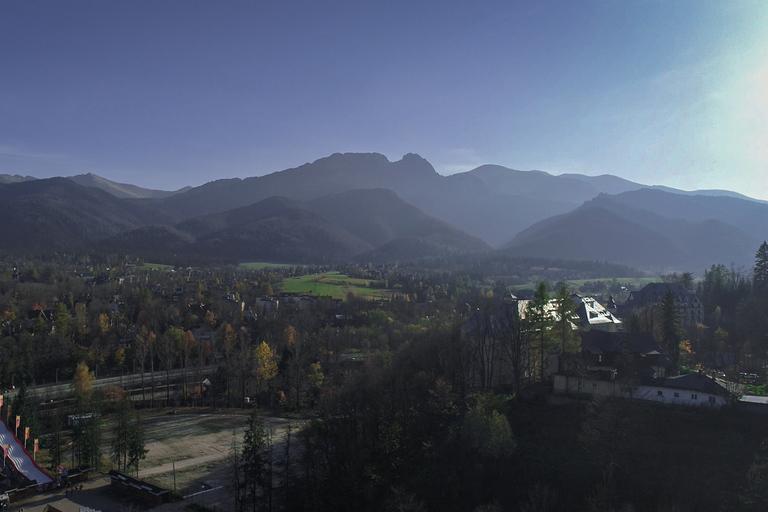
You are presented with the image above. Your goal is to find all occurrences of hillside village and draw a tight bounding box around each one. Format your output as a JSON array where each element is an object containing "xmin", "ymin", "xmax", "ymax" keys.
[{"xmin": 0, "ymin": 244, "xmax": 767, "ymax": 509}]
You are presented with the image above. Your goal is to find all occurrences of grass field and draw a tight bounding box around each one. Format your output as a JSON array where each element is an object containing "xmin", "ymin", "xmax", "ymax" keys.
[{"xmin": 280, "ymin": 271, "xmax": 387, "ymax": 299}]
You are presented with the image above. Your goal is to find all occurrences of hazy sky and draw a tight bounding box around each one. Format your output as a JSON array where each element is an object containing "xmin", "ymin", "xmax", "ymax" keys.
[{"xmin": 2, "ymin": 1, "xmax": 767, "ymax": 198}]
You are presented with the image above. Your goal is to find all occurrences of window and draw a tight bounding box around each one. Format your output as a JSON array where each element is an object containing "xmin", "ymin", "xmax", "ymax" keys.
[
  {"xmin": 657, "ymin": 390, "xmax": 663, "ymax": 396},
  {"xmin": 691, "ymin": 394, "xmax": 697, "ymax": 400},
  {"xmin": 674, "ymin": 392, "xmax": 680, "ymax": 398},
  {"xmin": 592, "ymin": 382, "xmax": 598, "ymax": 389}
]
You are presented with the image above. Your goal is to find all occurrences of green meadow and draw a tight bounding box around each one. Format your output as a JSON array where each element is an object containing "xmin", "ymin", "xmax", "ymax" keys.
[{"xmin": 280, "ymin": 271, "xmax": 387, "ymax": 300}]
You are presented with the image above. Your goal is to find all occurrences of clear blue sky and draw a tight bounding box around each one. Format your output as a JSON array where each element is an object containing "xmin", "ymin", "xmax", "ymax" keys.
[{"xmin": 1, "ymin": 1, "xmax": 767, "ymax": 198}]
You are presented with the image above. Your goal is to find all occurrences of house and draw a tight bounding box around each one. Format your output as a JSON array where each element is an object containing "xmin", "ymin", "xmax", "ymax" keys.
[
  {"xmin": 107, "ymin": 470, "xmax": 171, "ymax": 504},
  {"xmin": 622, "ymin": 282, "xmax": 703, "ymax": 326},
  {"xmin": 554, "ymin": 371, "xmax": 730, "ymax": 408},
  {"xmin": 255, "ymin": 297, "xmax": 279, "ymax": 313},
  {"xmin": 578, "ymin": 330, "xmax": 671, "ymax": 383},
  {"xmin": 572, "ymin": 294, "xmax": 622, "ymax": 332},
  {"xmin": 555, "ymin": 329, "xmax": 731, "ymax": 410}
]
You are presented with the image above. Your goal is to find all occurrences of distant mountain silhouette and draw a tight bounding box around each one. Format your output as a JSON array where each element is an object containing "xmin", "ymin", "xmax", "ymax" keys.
[
  {"xmin": 68, "ymin": 173, "xmax": 191, "ymax": 199},
  {"xmin": 503, "ymin": 190, "xmax": 761, "ymax": 270},
  {"xmin": 132, "ymin": 153, "xmax": 648, "ymax": 246},
  {"xmin": 0, "ymin": 178, "xmax": 167, "ymax": 254},
  {"xmin": 2, "ymin": 153, "xmax": 766, "ymax": 269},
  {"xmin": 0, "ymin": 174, "xmax": 36, "ymax": 185},
  {"xmin": 101, "ymin": 188, "xmax": 489, "ymax": 264}
]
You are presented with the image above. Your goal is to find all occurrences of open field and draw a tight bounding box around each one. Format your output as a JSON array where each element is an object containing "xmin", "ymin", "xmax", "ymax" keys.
[
  {"xmin": 280, "ymin": 271, "xmax": 388, "ymax": 299},
  {"xmin": 98, "ymin": 409, "xmax": 298, "ymax": 509}
]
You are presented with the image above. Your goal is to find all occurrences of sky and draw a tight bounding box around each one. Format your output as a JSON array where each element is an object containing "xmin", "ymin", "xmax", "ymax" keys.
[{"xmin": 1, "ymin": 1, "xmax": 767, "ymax": 198}]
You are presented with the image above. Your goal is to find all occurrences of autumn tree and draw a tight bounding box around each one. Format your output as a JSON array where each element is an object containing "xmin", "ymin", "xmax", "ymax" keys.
[
  {"xmin": 73, "ymin": 361, "xmax": 95, "ymax": 407},
  {"xmin": 252, "ymin": 341, "xmax": 278, "ymax": 404}
]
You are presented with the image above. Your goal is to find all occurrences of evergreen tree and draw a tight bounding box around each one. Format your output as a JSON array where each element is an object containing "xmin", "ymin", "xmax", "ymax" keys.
[
  {"xmin": 11, "ymin": 383, "xmax": 39, "ymax": 442},
  {"xmin": 529, "ymin": 282, "xmax": 551, "ymax": 381},
  {"xmin": 553, "ymin": 284, "xmax": 576, "ymax": 355},
  {"xmin": 126, "ymin": 412, "xmax": 148, "ymax": 476},
  {"xmin": 660, "ymin": 291, "xmax": 682, "ymax": 374},
  {"xmin": 754, "ymin": 241, "xmax": 768, "ymax": 295},
  {"xmin": 242, "ymin": 406, "xmax": 271, "ymax": 512}
]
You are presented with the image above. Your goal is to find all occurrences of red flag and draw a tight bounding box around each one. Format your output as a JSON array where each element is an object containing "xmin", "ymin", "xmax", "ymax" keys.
[
  {"xmin": 0, "ymin": 394, "xmax": 4, "ymax": 408},
  {"xmin": 24, "ymin": 427, "xmax": 29, "ymax": 440},
  {"xmin": 15, "ymin": 416, "xmax": 19, "ymax": 429}
]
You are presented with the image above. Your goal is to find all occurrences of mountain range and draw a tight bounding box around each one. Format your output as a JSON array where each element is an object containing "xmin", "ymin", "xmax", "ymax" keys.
[{"xmin": 1, "ymin": 153, "xmax": 765, "ymax": 271}]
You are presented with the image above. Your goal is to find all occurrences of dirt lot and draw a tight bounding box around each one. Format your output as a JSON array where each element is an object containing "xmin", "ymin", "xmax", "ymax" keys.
[
  {"xmin": 140, "ymin": 410, "xmax": 295, "ymax": 482},
  {"xmin": 107, "ymin": 408, "xmax": 299, "ymax": 510},
  {"xmin": 11, "ymin": 408, "xmax": 301, "ymax": 511}
]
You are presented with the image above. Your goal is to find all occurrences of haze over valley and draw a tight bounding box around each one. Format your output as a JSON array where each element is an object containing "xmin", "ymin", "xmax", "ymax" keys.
[{"xmin": 1, "ymin": 151, "xmax": 764, "ymax": 272}]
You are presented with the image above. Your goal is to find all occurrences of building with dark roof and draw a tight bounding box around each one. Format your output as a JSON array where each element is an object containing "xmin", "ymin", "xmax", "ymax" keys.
[{"xmin": 623, "ymin": 282, "xmax": 703, "ymax": 326}]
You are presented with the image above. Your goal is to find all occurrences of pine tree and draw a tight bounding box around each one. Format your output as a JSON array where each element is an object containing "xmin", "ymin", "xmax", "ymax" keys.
[
  {"xmin": 754, "ymin": 241, "xmax": 768, "ymax": 294},
  {"xmin": 12, "ymin": 383, "xmax": 39, "ymax": 442},
  {"xmin": 242, "ymin": 406, "xmax": 270, "ymax": 512},
  {"xmin": 660, "ymin": 291, "xmax": 682, "ymax": 374},
  {"xmin": 529, "ymin": 282, "xmax": 551, "ymax": 382}
]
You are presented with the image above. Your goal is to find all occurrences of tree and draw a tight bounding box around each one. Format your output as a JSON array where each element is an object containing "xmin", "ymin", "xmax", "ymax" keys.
[
  {"xmin": 500, "ymin": 300, "xmax": 531, "ymax": 396},
  {"xmin": 111, "ymin": 396, "xmax": 133, "ymax": 472},
  {"xmin": 241, "ymin": 407, "xmax": 271, "ymax": 512},
  {"xmin": 252, "ymin": 341, "xmax": 278, "ymax": 402},
  {"xmin": 227, "ymin": 433, "xmax": 247, "ymax": 512},
  {"xmin": 52, "ymin": 302, "xmax": 70, "ymax": 340},
  {"xmin": 553, "ymin": 284, "xmax": 577, "ymax": 356},
  {"xmin": 755, "ymin": 241, "xmax": 768, "ymax": 295},
  {"xmin": 73, "ymin": 361, "xmax": 95, "ymax": 407},
  {"xmin": 660, "ymin": 291, "xmax": 682, "ymax": 374},
  {"xmin": 126, "ymin": 407, "xmax": 148, "ymax": 476},
  {"xmin": 159, "ymin": 327, "xmax": 183, "ymax": 405},
  {"xmin": 529, "ymin": 282, "xmax": 552, "ymax": 382},
  {"xmin": 12, "ymin": 383, "xmax": 39, "ymax": 443}
]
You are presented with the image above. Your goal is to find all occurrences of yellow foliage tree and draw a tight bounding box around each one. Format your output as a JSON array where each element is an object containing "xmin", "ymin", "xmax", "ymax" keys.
[
  {"xmin": 73, "ymin": 361, "xmax": 95, "ymax": 406},
  {"xmin": 253, "ymin": 341, "xmax": 279, "ymax": 396}
]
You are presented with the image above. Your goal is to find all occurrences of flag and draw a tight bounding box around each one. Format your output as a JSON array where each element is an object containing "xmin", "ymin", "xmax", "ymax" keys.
[
  {"xmin": 34, "ymin": 439, "xmax": 38, "ymax": 453},
  {"xmin": 0, "ymin": 394, "xmax": 4, "ymax": 407},
  {"xmin": 24, "ymin": 427, "xmax": 29, "ymax": 440},
  {"xmin": 15, "ymin": 416, "xmax": 19, "ymax": 429}
]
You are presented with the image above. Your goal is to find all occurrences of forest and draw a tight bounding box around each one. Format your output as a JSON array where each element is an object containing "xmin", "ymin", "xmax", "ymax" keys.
[{"xmin": 1, "ymin": 246, "xmax": 768, "ymax": 511}]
